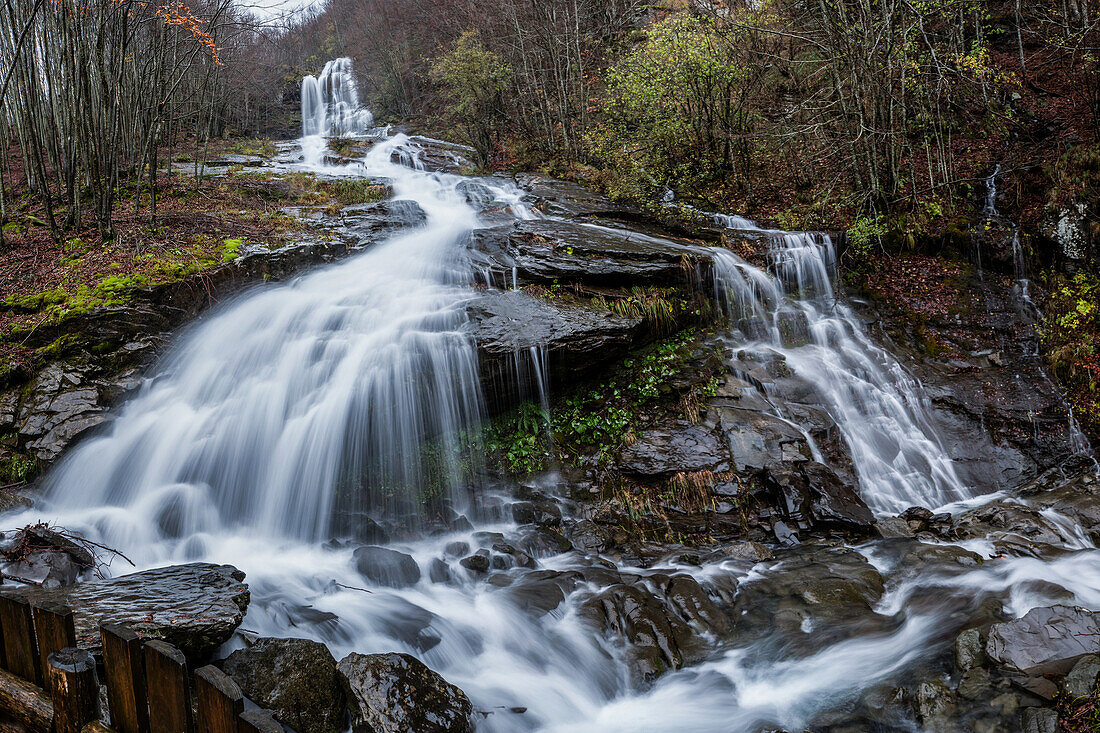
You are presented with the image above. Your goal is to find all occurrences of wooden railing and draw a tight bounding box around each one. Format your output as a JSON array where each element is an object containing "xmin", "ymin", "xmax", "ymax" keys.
[{"xmin": 0, "ymin": 593, "xmax": 281, "ymax": 732}]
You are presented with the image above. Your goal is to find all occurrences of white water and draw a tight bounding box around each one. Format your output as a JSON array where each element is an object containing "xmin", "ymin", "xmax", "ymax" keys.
[
  {"xmin": 302, "ymin": 58, "xmax": 375, "ymax": 138},
  {"xmin": 710, "ymin": 233, "xmax": 966, "ymax": 514},
  {"xmin": 6, "ymin": 85, "xmax": 1100, "ymax": 733}
]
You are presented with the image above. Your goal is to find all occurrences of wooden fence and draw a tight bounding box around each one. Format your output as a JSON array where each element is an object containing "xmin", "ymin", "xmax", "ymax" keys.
[{"xmin": 0, "ymin": 593, "xmax": 282, "ymax": 732}]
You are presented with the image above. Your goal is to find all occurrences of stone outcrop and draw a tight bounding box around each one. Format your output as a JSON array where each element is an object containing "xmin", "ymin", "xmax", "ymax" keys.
[
  {"xmin": 14, "ymin": 562, "xmax": 248, "ymax": 660},
  {"xmin": 223, "ymin": 637, "xmax": 347, "ymax": 733},
  {"xmin": 338, "ymin": 652, "xmax": 474, "ymax": 733}
]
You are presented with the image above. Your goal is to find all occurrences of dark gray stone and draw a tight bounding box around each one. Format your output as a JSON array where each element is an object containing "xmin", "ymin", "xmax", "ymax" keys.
[
  {"xmin": 987, "ymin": 605, "xmax": 1100, "ymax": 676},
  {"xmin": 14, "ymin": 562, "xmax": 248, "ymax": 660},
  {"xmin": 353, "ymin": 546, "xmax": 421, "ymax": 588},
  {"xmin": 338, "ymin": 652, "xmax": 473, "ymax": 733},
  {"xmin": 223, "ymin": 637, "xmax": 345, "ymax": 733}
]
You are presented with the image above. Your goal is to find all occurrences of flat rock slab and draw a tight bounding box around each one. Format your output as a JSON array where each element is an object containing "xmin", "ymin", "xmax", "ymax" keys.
[
  {"xmin": 987, "ymin": 605, "xmax": 1100, "ymax": 676},
  {"xmin": 619, "ymin": 421, "xmax": 730, "ymax": 477},
  {"xmin": 473, "ymin": 220, "xmax": 705, "ymax": 287},
  {"xmin": 13, "ymin": 562, "xmax": 249, "ymax": 660}
]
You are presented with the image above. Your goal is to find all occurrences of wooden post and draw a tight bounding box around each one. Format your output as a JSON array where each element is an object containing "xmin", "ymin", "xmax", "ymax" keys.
[
  {"xmin": 0, "ymin": 594, "xmax": 41, "ymax": 685},
  {"xmin": 194, "ymin": 665, "xmax": 242, "ymax": 733},
  {"xmin": 31, "ymin": 601, "xmax": 76, "ymax": 685},
  {"xmin": 143, "ymin": 640, "xmax": 192, "ymax": 733},
  {"xmin": 238, "ymin": 710, "xmax": 284, "ymax": 733},
  {"xmin": 47, "ymin": 648, "xmax": 99, "ymax": 733},
  {"xmin": 0, "ymin": 666, "xmax": 53, "ymax": 733},
  {"xmin": 100, "ymin": 623, "xmax": 149, "ymax": 733}
]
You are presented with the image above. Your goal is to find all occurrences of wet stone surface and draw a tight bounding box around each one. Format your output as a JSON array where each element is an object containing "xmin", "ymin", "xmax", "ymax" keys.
[{"xmin": 14, "ymin": 562, "xmax": 248, "ymax": 660}]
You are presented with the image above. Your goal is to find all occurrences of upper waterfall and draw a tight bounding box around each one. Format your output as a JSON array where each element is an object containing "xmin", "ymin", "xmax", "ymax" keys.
[{"xmin": 301, "ymin": 57, "xmax": 375, "ymax": 138}]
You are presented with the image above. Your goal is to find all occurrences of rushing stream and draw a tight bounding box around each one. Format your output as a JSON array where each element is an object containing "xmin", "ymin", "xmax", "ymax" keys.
[{"xmin": 5, "ymin": 59, "xmax": 1100, "ymax": 732}]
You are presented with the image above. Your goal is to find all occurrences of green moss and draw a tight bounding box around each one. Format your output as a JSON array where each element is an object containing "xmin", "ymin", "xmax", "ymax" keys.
[{"xmin": 222, "ymin": 238, "xmax": 244, "ymax": 262}]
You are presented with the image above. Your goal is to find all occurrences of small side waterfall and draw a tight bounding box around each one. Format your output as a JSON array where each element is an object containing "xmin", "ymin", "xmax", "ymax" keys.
[
  {"xmin": 301, "ymin": 58, "xmax": 375, "ymax": 138},
  {"xmin": 710, "ymin": 230, "xmax": 967, "ymax": 514}
]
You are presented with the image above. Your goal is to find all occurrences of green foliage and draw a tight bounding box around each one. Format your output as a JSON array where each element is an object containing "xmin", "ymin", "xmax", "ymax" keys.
[
  {"xmin": 845, "ymin": 214, "xmax": 889, "ymax": 273},
  {"xmin": 1044, "ymin": 272, "xmax": 1100, "ymax": 436},
  {"xmin": 587, "ymin": 15, "xmax": 747, "ymax": 201},
  {"xmin": 0, "ymin": 451, "xmax": 37, "ymax": 484},
  {"xmin": 482, "ymin": 332, "xmax": 704, "ymax": 476},
  {"xmin": 431, "ymin": 30, "xmax": 512, "ymax": 167}
]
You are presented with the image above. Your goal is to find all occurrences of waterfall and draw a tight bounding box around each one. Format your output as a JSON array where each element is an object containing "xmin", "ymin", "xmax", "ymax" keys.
[
  {"xmin": 301, "ymin": 58, "xmax": 375, "ymax": 138},
  {"xmin": 710, "ymin": 229, "xmax": 967, "ymax": 514},
  {"xmin": 36, "ymin": 134, "xmax": 529, "ymax": 552}
]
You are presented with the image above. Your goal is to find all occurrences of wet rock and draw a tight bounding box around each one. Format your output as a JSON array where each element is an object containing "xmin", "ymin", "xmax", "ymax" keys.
[
  {"xmin": 731, "ymin": 547, "xmax": 886, "ymax": 643},
  {"xmin": 515, "ymin": 175, "xmax": 637, "ymax": 218},
  {"xmin": 714, "ymin": 406, "xmax": 811, "ymax": 472},
  {"xmin": 511, "ymin": 500, "xmax": 562, "ymax": 527},
  {"xmin": 915, "ymin": 680, "xmax": 956, "ymax": 728},
  {"xmin": 1020, "ymin": 707, "xmax": 1059, "ymax": 733},
  {"xmin": 580, "ymin": 582, "xmax": 701, "ymax": 683},
  {"xmin": 338, "ymin": 652, "xmax": 473, "ymax": 733},
  {"xmin": 957, "ymin": 667, "xmax": 991, "ymax": 700},
  {"xmin": 721, "ymin": 541, "xmax": 774, "ymax": 563},
  {"xmin": 428, "ymin": 559, "xmax": 453, "ymax": 584},
  {"xmin": 353, "ymin": 546, "xmax": 421, "ymax": 588},
  {"xmin": 340, "ymin": 199, "xmax": 426, "ymax": 239},
  {"xmin": 443, "ymin": 542, "xmax": 469, "ymax": 558},
  {"xmin": 473, "ymin": 219, "xmax": 703, "ymax": 287},
  {"xmin": 987, "ymin": 605, "xmax": 1100, "ymax": 676},
  {"xmin": 569, "ymin": 520, "xmax": 612, "ymax": 553},
  {"xmin": 619, "ymin": 422, "xmax": 729, "ymax": 477},
  {"xmin": 15, "ymin": 562, "xmax": 248, "ymax": 660},
  {"xmin": 1063, "ymin": 654, "xmax": 1100, "ymax": 698},
  {"xmin": 948, "ymin": 500, "xmax": 1079, "ymax": 557},
  {"xmin": 16, "ymin": 365, "xmax": 109, "ymax": 461},
  {"xmin": 222, "ymin": 637, "xmax": 346, "ymax": 733},
  {"xmin": 664, "ymin": 575, "xmax": 729, "ymax": 635},
  {"xmin": 466, "ymin": 290, "xmax": 643, "ymax": 391},
  {"xmin": 765, "ymin": 462, "xmax": 873, "ymax": 532},
  {"xmin": 504, "ymin": 570, "xmax": 581, "ymax": 616},
  {"xmin": 955, "ymin": 628, "xmax": 987, "ymax": 671},
  {"xmin": 459, "ymin": 553, "xmax": 490, "ymax": 574},
  {"xmin": 875, "ymin": 517, "xmax": 916, "ymax": 538}
]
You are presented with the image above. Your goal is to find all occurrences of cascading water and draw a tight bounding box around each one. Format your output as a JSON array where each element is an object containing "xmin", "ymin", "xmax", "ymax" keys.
[
  {"xmin": 5, "ymin": 69, "xmax": 1100, "ymax": 732},
  {"xmin": 710, "ymin": 232, "xmax": 966, "ymax": 514},
  {"xmin": 301, "ymin": 58, "xmax": 375, "ymax": 138}
]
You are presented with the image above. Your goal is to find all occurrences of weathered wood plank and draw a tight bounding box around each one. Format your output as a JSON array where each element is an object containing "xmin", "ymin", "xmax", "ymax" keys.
[
  {"xmin": 0, "ymin": 666, "xmax": 52, "ymax": 733},
  {"xmin": 100, "ymin": 623, "xmax": 149, "ymax": 733},
  {"xmin": 31, "ymin": 601, "xmax": 76, "ymax": 686},
  {"xmin": 143, "ymin": 640, "xmax": 192, "ymax": 733},
  {"xmin": 194, "ymin": 666, "xmax": 242, "ymax": 733},
  {"xmin": 47, "ymin": 648, "xmax": 99, "ymax": 733},
  {"xmin": 0, "ymin": 595, "xmax": 41, "ymax": 685}
]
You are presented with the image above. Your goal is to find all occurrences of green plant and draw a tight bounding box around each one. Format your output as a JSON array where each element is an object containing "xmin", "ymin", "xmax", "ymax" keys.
[{"xmin": 431, "ymin": 31, "xmax": 512, "ymax": 167}]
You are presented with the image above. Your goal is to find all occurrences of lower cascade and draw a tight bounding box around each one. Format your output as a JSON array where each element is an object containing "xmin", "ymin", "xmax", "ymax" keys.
[{"xmin": 3, "ymin": 84, "xmax": 1099, "ymax": 733}]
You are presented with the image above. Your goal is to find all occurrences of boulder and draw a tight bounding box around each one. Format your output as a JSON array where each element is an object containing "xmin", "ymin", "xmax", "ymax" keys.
[
  {"xmin": 353, "ymin": 546, "xmax": 421, "ymax": 588},
  {"xmin": 1063, "ymin": 654, "xmax": 1100, "ymax": 699},
  {"xmin": 222, "ymin": 637, "xmax": 346, "ymax": 733},
  {"xmin": 764, "ymin": 462, "xmax": 873, "ymax": 532},
  {"xmin": 14, "ymin": 562, "xmax": 248, "ymax": 660},
  {"xmin": 955, "ymin": 628, "xmax": 987, "ymax": 672},
  {"xmin": 619, "ymin": 422, "xmax": 730, "ymax": 478},
  {"xmin": 473, "ymin": 219, "xmax": 703, "ymax": 288},
  {"xmin": 338, "ymin": 652, "xmax": 473, "ymax": 733},
  {"xmin": 579, "ymin": 582, "xmax": 703, "ymax": 683},
  {"xmin": 465, "ymin": 289, "xmax": 643, "ymax": 394},
  {"xmin": 1021, "ymin": 707, "xmax": 1059, "ymax": 733},
  {"xmin": 987, "ymin": 605, "xmax": 1100, "ymax": 676}
]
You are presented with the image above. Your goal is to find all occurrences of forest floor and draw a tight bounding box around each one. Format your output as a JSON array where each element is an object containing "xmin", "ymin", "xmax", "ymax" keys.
[{"xmin": 0, "ymin": 142, "xmax": 386, "ymax": 382}]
